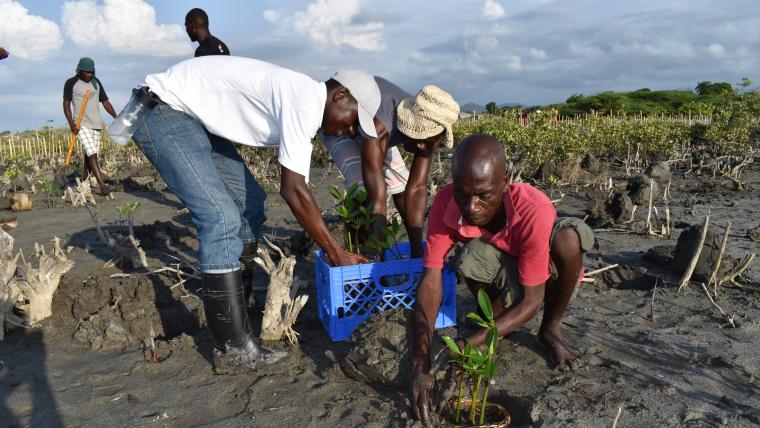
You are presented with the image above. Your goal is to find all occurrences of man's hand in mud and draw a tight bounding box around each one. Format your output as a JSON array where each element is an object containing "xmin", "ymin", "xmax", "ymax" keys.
[{"xmin": 410, "ymin": 368, "xmax": 435, "ymax": 421}]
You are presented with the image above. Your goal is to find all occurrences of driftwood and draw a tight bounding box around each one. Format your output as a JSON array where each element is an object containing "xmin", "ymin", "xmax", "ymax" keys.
[
  {"xmin": 15, "ymin": 237, "xmax": 74, "ymax": 324},
  {"xmin": 10, "ymin": 192, "xmax": 32, "ymax": 212},
  {"xmin": 719, "ymin": 253, "xmax": 756, "ymax": 287},
  {"xmin": 254, "ymin": 236, "xmax": 308, "ymax": 345},
  {"xmin": 699, "ymin": 282, "xmax": 736, "ymax": 328},
  {"xmin": 64, "ymin": 178, "xmax": 96, "ymax": 207},
  {"xmin": 708, "ymin": 222, "xmax": 731, "ymax": 295},
  {"xmin": 678, "ymin": 213, "xmax": 710, "ymax": 291},
  {"xmin": 0, "ymin": 230, "xmax": 24, "ymax": 340},
  {"xmin": 85, "ymin": 205, "xmax": 148, "ymax": 269}
]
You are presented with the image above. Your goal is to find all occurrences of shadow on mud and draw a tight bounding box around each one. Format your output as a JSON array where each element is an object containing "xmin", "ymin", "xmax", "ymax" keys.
[{"xmin": 0, "ymin": 330, "xmax": 62, "ymax": 427}]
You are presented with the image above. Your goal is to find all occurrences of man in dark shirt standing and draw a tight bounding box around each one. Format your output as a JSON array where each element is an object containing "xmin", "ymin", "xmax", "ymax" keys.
[{"xmin": 185, "ymin": 8, "xmax": 230, "ymax": 57}]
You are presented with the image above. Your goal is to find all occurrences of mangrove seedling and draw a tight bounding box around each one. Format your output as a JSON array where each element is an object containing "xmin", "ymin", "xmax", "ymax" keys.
[
  {"xmin": 328, "ymin": 184, "xmax": 378, "ymax": 256},
  {"xmin": 366, "ymin": 215, "xmax": 404, "ymax": 261},
  {"xmin": 441, "ymin": 289, "xmax": 501, "ymax": 425}
]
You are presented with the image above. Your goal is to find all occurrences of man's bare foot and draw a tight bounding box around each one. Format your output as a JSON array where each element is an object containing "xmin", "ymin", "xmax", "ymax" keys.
[{"xmin": 538, "ymin": 328, "xmax": 579, "ymax": 368}]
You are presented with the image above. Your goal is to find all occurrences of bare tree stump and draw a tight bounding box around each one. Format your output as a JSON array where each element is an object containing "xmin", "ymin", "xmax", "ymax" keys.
[
  {"xmin": 64, "ymin": 178, "xmax": 96, "ymax": 207},
  {"xmin": 85, "ymin": 206, "xmax": 148, "ymax": 269},
  {"xmin": 15, "ymin": 237, "xmax": 74, "ymax": 324},
  {"xmin": 0, "ymin": 230, "xmax": 24, "ymax": 340},
  {"xmin": 10, "ymin": 192, "xmax": 32, "ymax": 212},
  {"xmin": 254, "ymin": 237, "xmax": 308, "ymax": 345}
]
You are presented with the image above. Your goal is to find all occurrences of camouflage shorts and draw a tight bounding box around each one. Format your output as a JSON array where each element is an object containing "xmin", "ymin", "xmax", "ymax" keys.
[{"xmin": 453, "ymin": 217, "xmax": 594, "ymax": 308}]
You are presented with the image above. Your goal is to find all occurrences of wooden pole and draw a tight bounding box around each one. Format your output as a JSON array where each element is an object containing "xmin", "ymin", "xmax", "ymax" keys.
[{"xmin": 65, "ymin": 90, "xmax": 91, "ymax": 165}]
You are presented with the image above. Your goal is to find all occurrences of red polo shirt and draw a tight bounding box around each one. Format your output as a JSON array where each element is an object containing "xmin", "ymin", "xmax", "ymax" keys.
[{"xmin": 423, "ymin": 183, "xmax": 557, "ymax": 287}]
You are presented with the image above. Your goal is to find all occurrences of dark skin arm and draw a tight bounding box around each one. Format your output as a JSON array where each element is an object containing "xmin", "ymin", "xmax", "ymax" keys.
[
  {"xmin": 361, "ymin": 118, "xmax": 391, "ymax": 239},
  {"xmin": 403, "ymin": 137, "xmax": 443, "ymax": 258},
  {"xmin": 410, "ymin": 267, "xmax": 443, "ymax": 421},
  {"xmin": 102, "ymin": 99, "xmax": 117, "ymax": 119},
  {"xmin": 280, "ymin": 165, "xmax": 367, "ymax": 267},
  {"xmin": 63, "ymin": 100, "xmax": 79, "ymax": 134}
]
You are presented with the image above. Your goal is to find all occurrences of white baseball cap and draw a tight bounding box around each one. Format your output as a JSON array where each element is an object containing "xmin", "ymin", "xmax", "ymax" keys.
[{"xmin": 331, "ymin": 69, "xmax": 381, "ymax": 138}]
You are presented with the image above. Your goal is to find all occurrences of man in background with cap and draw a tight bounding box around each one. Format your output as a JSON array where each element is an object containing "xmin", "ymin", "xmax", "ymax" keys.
[
  {"xmin": 129, "ymin": 56, "xmax": 380, "ymax": 372},
  {"xmin": 63, "ymin": 57, "xmax": 118, "ymax": 195},
  {"xmin": 323, "ymin": 78, "xmax": 459, "ymax": 259}
]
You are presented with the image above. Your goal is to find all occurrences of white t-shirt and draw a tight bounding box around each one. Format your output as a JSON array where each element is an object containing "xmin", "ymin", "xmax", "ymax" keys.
[{"xmin": 145, "ymin": 56, "xmax": 326, "ymax": 181}]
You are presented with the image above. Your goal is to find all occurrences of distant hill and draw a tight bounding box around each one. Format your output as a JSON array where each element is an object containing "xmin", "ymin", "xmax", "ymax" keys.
[
  {"xmin": 543, "ymin": 81, "xmax": 736, "ymax": 116},
  {"xmin": 460, "ymin": 102, "xmax": 522, "ymax": 114},
  {"xmin": 460, "ymin": 103, "xmax": 486, "ymax": 113}
]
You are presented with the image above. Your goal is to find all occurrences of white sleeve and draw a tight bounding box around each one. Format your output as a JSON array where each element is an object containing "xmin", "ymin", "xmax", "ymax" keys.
[{"xmin": 276, "ymin": 78, "xmax": 319, "ymax": 183}]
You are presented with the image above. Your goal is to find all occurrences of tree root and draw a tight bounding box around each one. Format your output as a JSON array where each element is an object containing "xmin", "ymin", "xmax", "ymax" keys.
[
  {"xmin": 254, "ymin": 236, "xmax": 308, "ymax": 345},
  {"xmin": 85, "ymin": 205, "xmax": 148, "ymax": 269}
]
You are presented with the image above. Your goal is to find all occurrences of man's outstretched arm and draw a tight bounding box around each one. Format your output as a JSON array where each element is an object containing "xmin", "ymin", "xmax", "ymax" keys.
[
  {"xmin": 102, "ymin": 99, "xmax": 117, "ymax": 119},
  {"xmin": 280, "ymin": 165, "xmax": 367, "ymax": 267},
  {"xmin": 410, "ymin": 268, "xmax": 443, "ymax": 421}
]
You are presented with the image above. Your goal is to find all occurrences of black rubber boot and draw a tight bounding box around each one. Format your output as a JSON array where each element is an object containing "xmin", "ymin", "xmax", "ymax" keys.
[
  {"xmin": 239, "ymin": 241, "xmax": 258, "ymax": 307},
  {"xmin": 201, "ymin": 270, "xmax": 285, "ymax": 371}
]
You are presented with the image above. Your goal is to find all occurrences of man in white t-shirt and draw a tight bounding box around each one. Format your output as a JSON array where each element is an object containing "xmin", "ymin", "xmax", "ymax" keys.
[{"xmin": 131, "ymin": 56, "xmax": 380, "ymax": 372}]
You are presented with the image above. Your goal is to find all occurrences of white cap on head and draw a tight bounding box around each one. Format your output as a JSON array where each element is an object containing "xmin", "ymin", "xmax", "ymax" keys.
[{"xmin": 331, "ymin": 69, "xmax": 381, "ymax": 138}]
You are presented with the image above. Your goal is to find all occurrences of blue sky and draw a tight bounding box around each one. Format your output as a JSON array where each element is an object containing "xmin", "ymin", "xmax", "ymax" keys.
[{"xmin": 0, "ymin": 0, "xmax": 758, "ymax": 132}]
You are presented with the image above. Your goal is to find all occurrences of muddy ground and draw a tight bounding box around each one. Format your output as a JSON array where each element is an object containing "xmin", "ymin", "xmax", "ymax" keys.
[{"xmin": 1, "ymin": 155, "xmax": 759, "ymax": 427}]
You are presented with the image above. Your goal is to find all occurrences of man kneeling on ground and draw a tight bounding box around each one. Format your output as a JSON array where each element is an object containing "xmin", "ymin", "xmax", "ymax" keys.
[{"xmin": 409, "ymin": 135, "xmax": 594, "ymax": 421}]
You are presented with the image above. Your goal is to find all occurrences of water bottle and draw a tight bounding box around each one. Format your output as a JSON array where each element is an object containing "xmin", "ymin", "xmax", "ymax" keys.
[{"xmin": 108, "ymin": 87, "xmax": 158, "ymax": 145}]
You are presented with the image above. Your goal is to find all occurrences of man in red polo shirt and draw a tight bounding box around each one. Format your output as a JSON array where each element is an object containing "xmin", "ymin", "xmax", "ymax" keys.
[{"xmin": 409, "ymin": 134, "xmax": 594, "ymax": 421}]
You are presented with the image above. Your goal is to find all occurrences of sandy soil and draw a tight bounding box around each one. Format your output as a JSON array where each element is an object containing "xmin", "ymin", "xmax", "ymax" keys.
[{"xmin": 1, "ymin": 158, "xmax": 759, "ymax": 427}]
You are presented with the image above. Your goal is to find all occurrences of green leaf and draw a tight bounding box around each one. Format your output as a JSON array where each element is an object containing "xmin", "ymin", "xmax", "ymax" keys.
[
  {"xmin": 486, "ymin": 327, "xmax": 498, "ymax": 355},
  {"xmin": 483, "ymin": 359, "xmax": 497, "ymax": 379},
  {"xmin": 356, "ymin": 188, "xmax": 367, "ymax": 203},
  {"xmin": 466, "ymin": 313, "xmax": 490, "ymax": 328},
  {"xmin": 477, "ymin": 289, "xmax": 494, "ymax": 322},
  {"xmin": 328, "ymin": 186, "xmax": 343, "ymax": 201},
  {"xmin": 346, "ymin": 183, "xmax": 359, "ymax": 198},
  {"xmin": 441, "ymin": 336, "xmax": 462, "ymax": 356}
]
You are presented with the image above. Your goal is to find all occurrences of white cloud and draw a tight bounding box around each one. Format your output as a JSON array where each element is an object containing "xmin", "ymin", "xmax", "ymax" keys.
[
  {"xmin": 482, "ymin": 0, "xmax": 506, "ymax": 20},
  {"xmin": 284, "ymin": 0, "xmax": 385, "ymax": 52},
  {"xmin": 263, "ymin": 10, "xmax": 281, "ymax": 23},
  {"xmin": 706, "ymin": 43, "xmax": 726, "ymax": 58},
  {"xmin": 529, "ymin": 48, "xmax": 547, "ymax": 60},
  {"xmin": 0, "ymin": 0, "xmax": 62, "ymax": 60},
  {"xmin": 62, "ymin": 0, "xmax": 191, "ymax": 56}
]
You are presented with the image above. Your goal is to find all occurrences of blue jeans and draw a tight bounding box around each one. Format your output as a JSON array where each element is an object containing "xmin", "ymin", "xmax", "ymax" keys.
[{"xmin": 132, "ymin": 101, "xmax": 267, "ymax": 271}]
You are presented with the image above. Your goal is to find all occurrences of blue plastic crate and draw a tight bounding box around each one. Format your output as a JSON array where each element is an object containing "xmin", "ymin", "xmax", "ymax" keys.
[{"xmin": 315, "ymin": 242, "xmax": 456, "ymax": 341}]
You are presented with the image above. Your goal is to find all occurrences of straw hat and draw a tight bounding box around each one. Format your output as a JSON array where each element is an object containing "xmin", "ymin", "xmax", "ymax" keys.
[{"xmin": 396, "ymin": 85, "xmax": 460, "ymax": 148}]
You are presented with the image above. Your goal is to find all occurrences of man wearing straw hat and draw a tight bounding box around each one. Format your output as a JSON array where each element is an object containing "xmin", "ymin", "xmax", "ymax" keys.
[
  {"xmin": 63, "ymin": 57, "xmax": 117, "ymax": 195},
  {"xmin": 323, "ymin": 77, "xmax": 460, "ymax": 258}
]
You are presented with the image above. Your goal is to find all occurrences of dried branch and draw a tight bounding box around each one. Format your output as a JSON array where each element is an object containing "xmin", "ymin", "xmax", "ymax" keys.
[
  {"xmin": 708, "ymin": 222, "xmax": 731, "ymax": 296},
  {"xmin": 678, "ymin": 212, "xmax": 710, "ymax": 291},
  {"xmin": 718, "ymin": 253, "xmax": 755, "ymax": 287},
  {"xmin": 699, "ymin": 282, "xmax": 736, "ymax": 328},
  {"xmin": 85, "ymin": 205, "xmax": 148, "ymax": 269}
]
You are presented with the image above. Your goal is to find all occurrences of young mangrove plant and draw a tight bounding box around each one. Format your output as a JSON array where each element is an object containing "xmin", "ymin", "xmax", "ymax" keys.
[{"xmin": 441, "ymin": 289, "xmax": 501, "ymax": 425}]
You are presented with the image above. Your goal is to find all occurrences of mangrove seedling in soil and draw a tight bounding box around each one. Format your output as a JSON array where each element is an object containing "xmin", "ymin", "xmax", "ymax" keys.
[{"xmin": 441, "ymin": 289, "xmax": 503, "ymax": 426}]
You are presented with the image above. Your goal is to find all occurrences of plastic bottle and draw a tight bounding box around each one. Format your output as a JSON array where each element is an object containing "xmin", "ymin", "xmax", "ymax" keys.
[{"xmin": 108, "ymin": 87, "xmax": 159, "ymax": 145}]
